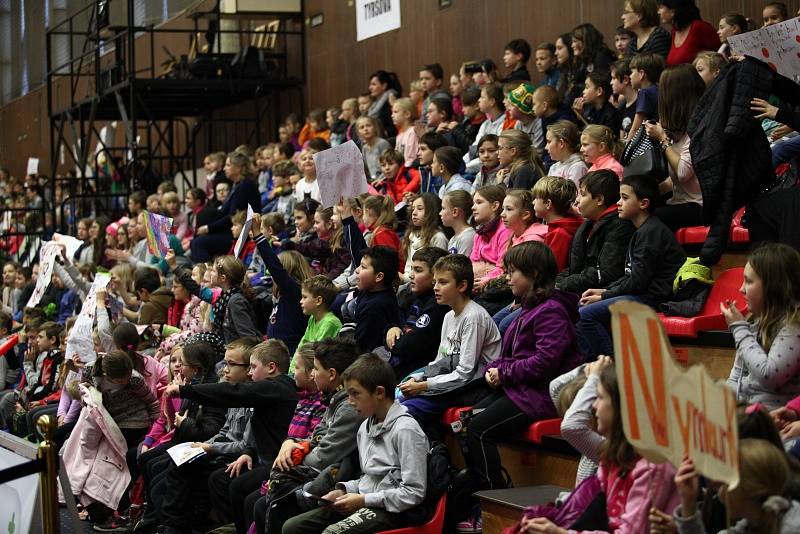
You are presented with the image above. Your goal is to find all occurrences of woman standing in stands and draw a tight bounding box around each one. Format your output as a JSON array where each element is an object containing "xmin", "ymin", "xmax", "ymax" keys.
[
  {"xmin": 570, "ymin": 23, "xmax": 616, "ymax": 93},
  {"xmin": 367, "ymin": 70, "xmax": 402, "ymax": 139},
  {"xmin": 723, "ymin": 243, "xmax": 800, "ymax": 410},
  {"xmin": 191, "ymin": 151, "xmax": 261, "ymax": 262},
  {"xmin": 717, "ymin": 12, "xmax": 749, "ymax": 59},
  {"xmin": 555, "ymin": 33, "xmax": 578, "ymax": 106},
  {"xmin": 622, "ymin": 0, "xmax": 671, "ymax": 59},
  {"xmin": 658, "ymin": 0, "xmax": 720, "ymax": 66},
  {"xmin": 644, "ymin": 63, "xmax": 705, "ymax": 232}
]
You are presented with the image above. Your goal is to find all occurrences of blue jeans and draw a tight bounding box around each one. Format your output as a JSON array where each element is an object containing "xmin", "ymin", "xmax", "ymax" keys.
[
  {"xmin": 493, "ymin": 305, "xmax": 522, "ymax": 337},
  {"xmin": 772, "ymin": 134, "xmax": 800, "ymax": 168},
  {"xmin": 576, "ymin": 295, "xmax": 654, "ymax": 361}
]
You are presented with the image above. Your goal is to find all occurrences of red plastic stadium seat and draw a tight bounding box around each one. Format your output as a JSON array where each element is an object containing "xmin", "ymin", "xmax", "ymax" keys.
[
  {"xmin": 658, "ymin": 267, "xmax": 746, "ymax": 338},
  {"xmin": 730, "ymin": 207, "xmax": 750, "ymax": 244},
  {"xmin": 522, "ymin": 418, "xmax": 563, "ymax": 444},
  {"xmin": 376, "ymin": 494, "xmax": 447, "ymax": 534},
  {"xmin": 675, "ymin": 226, "xmax": 710, "ymax": 246},
  {"xmin": 441, "ymin": 406, "xmax": 472, "ymax": 426}
]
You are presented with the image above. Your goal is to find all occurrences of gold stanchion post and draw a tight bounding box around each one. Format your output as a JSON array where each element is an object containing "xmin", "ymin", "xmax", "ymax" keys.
[{"xmin": 36, "ymin": 415, "xmax": 59, "ymax": 534}]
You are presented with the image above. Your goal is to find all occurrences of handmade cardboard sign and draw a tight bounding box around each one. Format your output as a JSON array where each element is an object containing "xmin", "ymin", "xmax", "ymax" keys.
[
  {"xmin": 728, "ymin": 17, "xmax": 800, "ymax": 80},
  {"xmin": 611, "ymin": 300, "xmax": 739, "ymax": 488},
  {"xmin": 142, "ymin": 210, "xmax": 174, "ymax": 258},
  {"xmin": 314, "ymin": 140, "xmax": 369, "ymax": 208}
]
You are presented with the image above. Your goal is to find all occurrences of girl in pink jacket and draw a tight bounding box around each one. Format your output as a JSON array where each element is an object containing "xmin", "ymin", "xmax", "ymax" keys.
[
  {"xmin": 480, "ymin": 189, "xmax": 546, "ymax": 285},
  {"xmin": 471, "ymin": 185, "xmax": 512, "ymax": 281},
  {"xmin": 520, "ymin": 366, "xmax": 679, "ymax": 533}
]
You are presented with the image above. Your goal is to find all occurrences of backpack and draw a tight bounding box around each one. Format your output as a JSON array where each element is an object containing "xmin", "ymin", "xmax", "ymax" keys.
[{"xmin": 405, "ymin": 441, "xmax": 455, "ymax": 525}]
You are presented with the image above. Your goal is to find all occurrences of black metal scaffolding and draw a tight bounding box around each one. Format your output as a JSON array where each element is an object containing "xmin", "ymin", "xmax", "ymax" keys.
[{"xmin": 46, "ymin": 0, "xmax": 305, "ymax": 233}]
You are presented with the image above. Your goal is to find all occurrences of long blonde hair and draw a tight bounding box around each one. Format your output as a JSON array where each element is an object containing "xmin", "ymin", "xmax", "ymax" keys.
[
  {"xmin": 731, "ymin": 439, "xmax": 792, "ymax": 534},
  {"xmin": 363, "ymin": 195, "xmax": 397, "ymax": 230},
  {"xmin": 748, "ymin": 244, "xmax": 800, "ymax": 350},
  {"xmin": 582, "ymin": 125, "xmax": 622, "ymax": 161},
  {"xmin": 499, "ymin": 129, "xmax": 545, "ymax": 178},
  {"xmin": 274, "ymin": 250, "xmax": 313, "ymax": 298}
]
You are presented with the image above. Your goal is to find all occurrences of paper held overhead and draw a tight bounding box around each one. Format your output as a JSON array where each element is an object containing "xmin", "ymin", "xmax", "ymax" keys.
[{"xmin": 314, "ymin": 140, "xmax": 369, "ymax": 208}]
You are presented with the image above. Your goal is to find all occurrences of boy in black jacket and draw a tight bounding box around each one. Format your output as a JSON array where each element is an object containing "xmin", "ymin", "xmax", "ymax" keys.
[
  {"xmin": 576, "ymin": 174, "xmax": 685, "ymax": 360},
  {"xmin": 345, "ymin": 246, "xmax": 401, "ymax": 353},
  {"xmin": 556, "ymin": 170, "xmax": 635, "ymax": 295},
  {"xmin": 386, "ymin": 247, "xmax": 449, "ymax": 380},
  {"xmin": 164, "ymin": 339, "xmax": 298, "ymax": 534}
]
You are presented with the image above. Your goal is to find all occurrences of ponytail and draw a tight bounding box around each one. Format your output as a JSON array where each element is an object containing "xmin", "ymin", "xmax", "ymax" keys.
[
  {"xmin": 112, "ymin": 322, "xmax": 149, "ymax": 377},
  {"xmin": 582, "ymin": 125, "xmax": 622, "ymax": 161}
]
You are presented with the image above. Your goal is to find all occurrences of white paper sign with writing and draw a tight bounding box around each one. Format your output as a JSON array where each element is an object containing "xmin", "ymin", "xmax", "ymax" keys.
[
  {"xmin": 233, "ymin": 205, "xmax": 255, "ymax": 259},
  {"xmin": 26, "ymin": 242, "xmax": 61, "ymax": 308},
  {"xmin": 65, "ymin": 273, "xmax": 111, "ymax": 363},
  {"xmin": 26, "ymin": 158, "xmax": 39, "ymax": 176},
  {"xmin": 611, "ymin": 301, "xmax": 739, "ymax": 488},
  {"xmin": 728, "ymin": 17, "xmax": 800, "ymax": 80},
  {"xmin": 52, "ymin": 233, "xmax": 84, "ymax": 261},
  {"xmin": 355, "ymin": 0, "xmax": 401, "ymax": 42},
  {"xmin": 314, "ymin": 140, "xmax": 369, "ymax": 208}
]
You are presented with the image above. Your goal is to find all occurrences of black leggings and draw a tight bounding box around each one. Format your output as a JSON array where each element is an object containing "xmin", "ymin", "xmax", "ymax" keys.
[{"xmin": 465, "ymin": 391, "xmax": 535, "ymax": 490}]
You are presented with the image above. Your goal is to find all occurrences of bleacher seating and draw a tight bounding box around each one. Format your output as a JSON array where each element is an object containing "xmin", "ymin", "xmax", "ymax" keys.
[
  {"xmin": 442, "ymin": 408, "xmax": 563, "ymax": 445},
  {"xmin": 675, "ymin": 208, "xmax": 751, "ymax": 247},
  {"xmin": 658, "ymin": 267, "xmax": 746, "ymax": 338},
  {"xmin": 376, "ymin": 494, "xmax": 447, "ymax": 534}
]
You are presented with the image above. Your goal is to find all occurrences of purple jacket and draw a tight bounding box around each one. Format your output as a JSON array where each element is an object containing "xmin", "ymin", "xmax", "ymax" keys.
[{"xmin": 488, "ymin": 290, "xmax": 583, "ymax": 419}]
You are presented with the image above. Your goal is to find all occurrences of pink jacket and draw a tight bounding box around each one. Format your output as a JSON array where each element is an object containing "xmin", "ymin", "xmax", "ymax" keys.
[
  {"xmin": 588, "ymin": 154, "xmax": 624, "ymax": 180},
  {"xmin": 142, "ymin": 396, "xmax": 182, "ymax": 448},
  {"xmin": 569, "ymin": 458, "xmax": 679, "ymax": 534},
  {"xmin": 60, "ymin": 385, "xmax": 131, "ymax": 510},
  {"xmin": 786, "ymin": 395, "xmax": 800, "ymax": 415},
  {"xmin": 141, "ymin": 354, "xmax": 168, "ymax": 400},
  {"xmin": 484, "ymin": 223, "xmax": 547, "ymax": 280},
  {"xmin": 470, "ymin": 221, "xmax": 512, "ymax": 267}
]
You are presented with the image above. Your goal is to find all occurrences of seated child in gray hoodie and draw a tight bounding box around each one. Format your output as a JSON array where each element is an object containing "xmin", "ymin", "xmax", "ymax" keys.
[{"xmin": 282, "ymin": 353, "xmax": 429, "ymax": 534}]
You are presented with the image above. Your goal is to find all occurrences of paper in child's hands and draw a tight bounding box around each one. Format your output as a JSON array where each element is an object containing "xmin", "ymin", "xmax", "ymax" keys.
[
  {"xmin": 728, "ymin": 17, "xmax": 800, "ymax": 80},
  {"xmin": 233, "ymin": 205, "xmax": 255, "ymax": 259},
  {"xmin": 27, "ymin": 158, "xmax": 39, "ymax": 176},
  {"xmin": 314, "ymin": 141, "xmax": 369, "ymax": 208},
  {"xmin": 143, "ymin": 210, "xmax": 174, "ymax": 258}
]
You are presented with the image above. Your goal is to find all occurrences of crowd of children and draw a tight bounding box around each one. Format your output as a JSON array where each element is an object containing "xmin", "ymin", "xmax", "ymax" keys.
[{"xmin": 1, "ymin": 1, "xmax": 800, "ymax": 533}]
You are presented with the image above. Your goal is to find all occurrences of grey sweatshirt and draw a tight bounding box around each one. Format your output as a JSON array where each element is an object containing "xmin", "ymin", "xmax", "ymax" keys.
[
  {"xmin": 338, "ymin": 402, "xmax": 428, "ymax": 512},
  {"xmin": 674, "ymin": 500, "xmax": 800, "ymax": 533},
  {"xmin": 302, "ymin": 388, "xmax": 364, "ymax": 472},
  {"xmin": 727, "ymin": 320, "xmax": 800, "ymax": 410}
]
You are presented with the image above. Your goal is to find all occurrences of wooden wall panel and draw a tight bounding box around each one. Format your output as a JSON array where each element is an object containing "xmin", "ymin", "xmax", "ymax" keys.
[
  {"xmin": 3, "ymin": 0, "xmax": 800, "ymax": 179},
  {"xmin": 304, "ymin": 0, "xmax": 800, "ymax": 109}
]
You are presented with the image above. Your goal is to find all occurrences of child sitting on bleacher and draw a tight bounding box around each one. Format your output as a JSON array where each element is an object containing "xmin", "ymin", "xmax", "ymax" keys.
[
  {"xmin": 399, "ymin": 254, "xmax": 501, "ymax": 427},
  {"xmin": 282, "ymin": 354, "xmax": 429, "ymax": 534},
  {"xmin": 465, "ymin": 242, "xmax": 583, "ymax": 498},
  {"xmin": 576, "ymin": 175, "xmax": 685, "ymax": 360},
  {"xmin": 518, "ymin": 365, "xmax": 679, "ymax": 533},
  {"xmin": 386, "ymin": 246, "xmax": 449, "ymax": 380},
  {"xmin": 723, "ymin": 243, "xmax": 800, "ymax": 410},
  {"xmin": 532, "ymin": 176, "xmax": 582, "ymax": 272},
  {"xmin": 555, "ymin": 170, "xmax": 635, "ymax": 296}
]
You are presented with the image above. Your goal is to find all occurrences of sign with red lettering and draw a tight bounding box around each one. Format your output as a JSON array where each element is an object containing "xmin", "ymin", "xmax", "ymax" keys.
[{"xmin": 611, "ymin": 301, "xmax": 739, "ymax": 487}]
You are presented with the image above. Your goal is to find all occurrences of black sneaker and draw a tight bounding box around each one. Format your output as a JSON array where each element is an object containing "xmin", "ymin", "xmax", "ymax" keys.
[{"xmin": 93, "ymin": 516, "xmax": 131, "ymax": 532}]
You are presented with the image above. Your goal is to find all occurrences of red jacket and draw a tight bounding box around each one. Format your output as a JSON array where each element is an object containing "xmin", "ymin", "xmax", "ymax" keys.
[
  {"xmin": 386, "ymin": 165, "xmax": 420, "ymax": 204},
  {"xmin": 544, "ymin": 214, "xmax": 584, "ymax": 272},
  {"xmin": 371, "ymin": 225, "xmax": 404, "ymax": 267}
]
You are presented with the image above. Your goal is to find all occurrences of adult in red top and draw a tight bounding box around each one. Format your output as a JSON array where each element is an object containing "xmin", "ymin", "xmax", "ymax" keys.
[{"xmin": 658, "ymin": 0, "xmax": 720, "ymax": 66}]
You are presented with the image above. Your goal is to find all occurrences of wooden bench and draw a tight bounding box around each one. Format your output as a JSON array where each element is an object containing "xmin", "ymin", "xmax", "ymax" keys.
[{"xmin": 475, "ymin": 485, "xmax": 569, "ymax": 534}]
